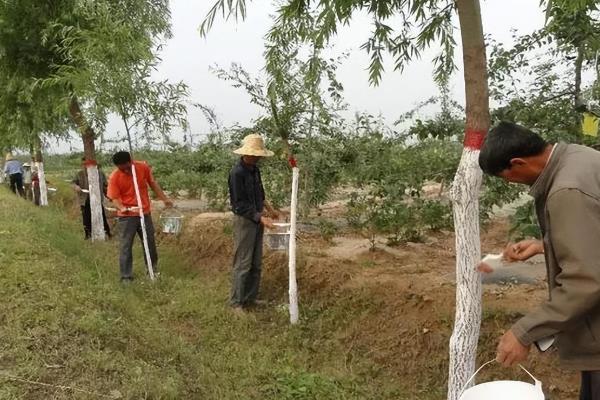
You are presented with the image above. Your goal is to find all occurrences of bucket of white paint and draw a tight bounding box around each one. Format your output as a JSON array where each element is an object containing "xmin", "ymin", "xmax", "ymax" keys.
[
  {"xmin": 265, "ymin": 222, "xmax": 291, "ymax": 251},
  {"xmin": 160, "ymin": 208, "xmax": 184, "ymax": 235},
  {"xmin": 459, "ymin": 361, "xmax": 545, "ymax": 400}
]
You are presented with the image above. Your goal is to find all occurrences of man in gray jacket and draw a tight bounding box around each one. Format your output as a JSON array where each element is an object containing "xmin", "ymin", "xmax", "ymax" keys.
[{"xmin": 479, "ymin": 121, "xmax": 600, "ymax": 399}]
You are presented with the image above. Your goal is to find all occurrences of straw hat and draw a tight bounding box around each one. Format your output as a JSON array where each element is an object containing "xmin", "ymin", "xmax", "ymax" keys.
[
  {"xmin": 233, "ymin": 134, "xmax": 274, "ymax": 157},
  {"xmin": 5, "ymin": 153, "xmax": 13, "ymax": 161}
]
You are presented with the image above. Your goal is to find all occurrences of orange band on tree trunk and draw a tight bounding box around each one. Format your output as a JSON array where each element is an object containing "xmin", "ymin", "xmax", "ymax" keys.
[{"xmin": 463, "ymin": 129, "xmax": 486, "ymax": 150}]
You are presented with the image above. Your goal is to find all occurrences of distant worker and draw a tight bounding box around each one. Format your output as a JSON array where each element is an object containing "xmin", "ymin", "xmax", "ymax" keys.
[
  {"xmin": 22, "ymin": 163, "xmax": 33, "ymax": 201},
  {"xmin": 4, "ymin": 153, "xmax": 25, "ymax": 197},
  {"xmin": 107, "ymin": 151, "xmax": 173, "ymax": 283},
  {"xmin": 73, "ymin": 158, "xmax": 112, "ymax": 239},
  {"xmin": 479, "ymin": 121, "xmax": 600, "ymax": 400},
  {"xmin": 228, "ymin": 134, "xmax": 280, "ymax": 314},
  {"xmin": 30, "ymin": 167, "xmax": 52, "ymax": 206}
]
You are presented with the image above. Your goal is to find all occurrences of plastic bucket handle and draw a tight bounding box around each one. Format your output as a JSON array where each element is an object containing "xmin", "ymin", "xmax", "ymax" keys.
[
  {"xmin": 461, "ymin": 360, "xmax": 542, "ymax": 395},
  {"xmin": 160, "ymin": 207, "xmax": 184, "ymax": 219}
]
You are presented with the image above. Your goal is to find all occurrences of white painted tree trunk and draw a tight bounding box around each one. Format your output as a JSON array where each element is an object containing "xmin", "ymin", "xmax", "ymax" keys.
[
  {"xmin": 447, "ymin": 149, "xmax": 483, "ymax": 400},
  {"xmin": 36, "ymin": 162, "xmax": 48, "ymax": 207},
  {"xmin": 86, "ymin": 165, "xmax": 106, "ymax": 241},
  {"xmin": 447, "ymin": 1, "xmax": 489, "ymax": 397},
  {"xmin": 288, "ymin": 167, "xmax": 300, "ymax": 324},
  {"xmin": 131, "ymin": 163, "xmax": 155, "ymax": 280}
]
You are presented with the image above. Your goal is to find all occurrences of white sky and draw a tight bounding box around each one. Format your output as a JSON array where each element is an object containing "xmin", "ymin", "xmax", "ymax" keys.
[{"xmin": 52, "ymin": 0, "xmax": 546, "ymax": 153}]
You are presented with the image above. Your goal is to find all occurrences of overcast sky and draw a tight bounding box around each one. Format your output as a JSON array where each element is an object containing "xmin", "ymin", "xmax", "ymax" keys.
[{"xmin": 54, "ymin": 0, "xmax": 546, "ymax": 153}]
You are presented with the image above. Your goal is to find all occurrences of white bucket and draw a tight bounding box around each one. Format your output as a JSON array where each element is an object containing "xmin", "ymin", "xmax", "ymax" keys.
[
  {"xmin": 265, "ymin": 222, "xmax": 291, "ymax": 251},
  {"xmin": 460, "ymin": 361, "xmax": 545, "ymax": 400},
  {"xmin": 160, "ymin": 209, "xmax": 184, "ymax": 235}
]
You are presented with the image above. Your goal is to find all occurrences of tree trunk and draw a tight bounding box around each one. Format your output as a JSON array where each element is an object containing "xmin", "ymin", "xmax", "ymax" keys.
[
  {"xmin": 574, "ymin": 45, "xmax": 584, "ymax": 109},
  {"xmin": 288, "ymin": 166, "xmax": 300, "ymax": 324},
  {"xmin": 69, "ymin": 97, "xmax": 106, "ymax": 242},
  {"xmin": 447, "ymin": 1, "xmax": 490, "ymax": 399},
  {"xmin": 34, "ymin": 145, "xmax": 48, "ymax": 207}
]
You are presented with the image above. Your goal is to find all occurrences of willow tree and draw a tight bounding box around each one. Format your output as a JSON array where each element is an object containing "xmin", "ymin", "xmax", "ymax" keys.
[
  {"xmin": 202, "ymin": 0, "xmax": 489, "ymax": 397},
  {"xmin": 0, "ymin": 0, "xmax": 186, "ymax": 240},
  {"xmin": 0, "ymin": 67, "xmax": 71, "ymax": 205}
]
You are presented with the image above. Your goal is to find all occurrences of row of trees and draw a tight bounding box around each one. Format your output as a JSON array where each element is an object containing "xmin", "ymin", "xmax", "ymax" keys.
[
  {"xmin": 0, "ymin": 0, "xmax": 188, "ymax": 239},
  {"xmin": 200, "ymin": 0, "xmax": 599, "ymax": 398},
  {"xmin": 0, "ymin": 0, "xmax": 598, "ymax": 397}
]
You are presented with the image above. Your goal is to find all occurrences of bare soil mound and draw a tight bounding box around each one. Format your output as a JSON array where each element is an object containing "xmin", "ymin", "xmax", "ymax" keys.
[{"xmin": 173, "ymin": 216, "xmax": 578, "ymax": 398}]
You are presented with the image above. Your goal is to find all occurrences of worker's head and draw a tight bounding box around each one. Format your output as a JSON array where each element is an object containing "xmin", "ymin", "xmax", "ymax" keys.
[
  {"xmin": 242, "ymin": 155, "xmax": 260, "ymax": 166},
  {"xmin": 479, "ymin": 121, "xmax": 552, "ymax": 185},
  {"xmin": 233, "ymin": 134, "xmax": 274, "ymax": 166},
  {"xmin": 112, "ymin": 151, "xmax": 132, "ymax": 173}
]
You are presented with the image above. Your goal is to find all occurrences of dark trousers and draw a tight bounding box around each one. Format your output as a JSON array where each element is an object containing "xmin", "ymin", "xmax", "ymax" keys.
[
  {"xmin": 230, "ymin": 215, "xmax": 264, "ymax": 307},
  {"xmin": 81, "ymin": 198, "xmax": 111, "ymax": 239},
  {"xmin": 118, "ymin": 215, "xmax": 158, "ymax": 280},
  {"xmin": 581, "ymin": 371, "xmax": 600, "ymax": 400},
  {"xmin": 9, "ymin": 173, "xmax": 25, "ymax": 197},
  {"xmin": 33, "ymin": 184, "xmax": 40, "ymax": 206}
]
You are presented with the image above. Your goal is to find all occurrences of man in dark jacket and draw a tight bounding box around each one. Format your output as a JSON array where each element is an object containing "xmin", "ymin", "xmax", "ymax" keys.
[
  {"xmin": 72, "ymin": 158, "xmax": 112, "ymax": 239},
  {"xmin": 228, "ymin": 134, "xmax": 278, "ymax": 313},
  {"xmin": 479, "ymin": 121, "xmax": 600, "ymax": 399}
]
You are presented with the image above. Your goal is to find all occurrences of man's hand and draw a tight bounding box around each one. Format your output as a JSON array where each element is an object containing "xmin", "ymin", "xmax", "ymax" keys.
[
  {"xmin": 260, "ymin": 216, "xmax": 275, "ymax": 229},
  {"xmin": 503, "ymin": 240, "xmax": 543, "ymax": 262},
  {"xmin": 73, "ymin": 185, "xmax": 82, "ymax": 193},
  {"xmin": 496, "ymin": 330, "xmax": 531, "ymax": 367},
  {"xmin": 477, "ymin": 262, "xmax": 494, "ymax": 274},
  {"xmin": 163, "ymin": 198, "xmax": 174, "ymax": 208},
  {"xmin": 264, "ymin": 203, "xmax": 281, "ymax": 220}
]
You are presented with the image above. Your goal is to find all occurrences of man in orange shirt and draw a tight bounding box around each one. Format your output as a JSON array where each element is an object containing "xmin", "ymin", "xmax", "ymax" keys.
[{"xmin": 107, "ymin": 151, "xmax": 173, "ymax": 282}]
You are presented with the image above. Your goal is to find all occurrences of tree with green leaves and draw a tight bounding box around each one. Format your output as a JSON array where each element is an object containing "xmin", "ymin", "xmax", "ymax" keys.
[
  {"xmin": 488, "ymin": 0, "xmax": 599, "ymax": 145},
  {"xmin": 0, "ymin": 0, "xmax": 188, "ymax": 239},
  {"xmin": 202, "ymin": 1, "xmax": 489, "ymax": 397},
  {"xmin": 208, "ymin": 39, "xmax": 347, "ymax": 210},
  {"xmin": 543, "ymin": 0, "xmax": 599, "ymax": 109},
  {"xmin": 0, "ymin": 66, "xmax": 71, "ymax": 205}
]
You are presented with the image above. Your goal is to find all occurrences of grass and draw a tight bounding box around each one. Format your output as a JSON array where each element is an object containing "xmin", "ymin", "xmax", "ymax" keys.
[{"xmin": 0, "ymin": 187, "xmax": 412, "ymax": 400}]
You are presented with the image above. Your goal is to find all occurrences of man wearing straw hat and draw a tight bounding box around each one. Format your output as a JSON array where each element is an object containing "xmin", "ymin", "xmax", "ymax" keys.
[
  {"xmin": 479, "ymin": 121, "xmax": 600, "ymax": 399},
  {"xmin": 228, "ymin": 134, "xmax": 279, "ymax": 313},
  {"xmin": 107, "ymin": 151, "xmax": 173, "ymax": 282},
  {"xmin": 4, "ymin": 153, "xmax": 25, "ymax": 197}
]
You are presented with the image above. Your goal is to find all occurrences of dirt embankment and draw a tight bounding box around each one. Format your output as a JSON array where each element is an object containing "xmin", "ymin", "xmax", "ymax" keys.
[{"xmin": 163, "ymin": 213, "xmax": 579, "ymax": 399}]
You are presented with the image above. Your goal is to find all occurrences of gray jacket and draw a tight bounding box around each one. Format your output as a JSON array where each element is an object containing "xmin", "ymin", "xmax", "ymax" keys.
[{"xmin": 513, "ymin": 143, "xmax": 600, "ymax": 370}]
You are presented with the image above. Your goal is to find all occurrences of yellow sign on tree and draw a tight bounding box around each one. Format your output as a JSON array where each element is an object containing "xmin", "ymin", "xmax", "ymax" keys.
[{"xmin": 583, "ymin": 112, "xmax": 599, "ymax": 137}]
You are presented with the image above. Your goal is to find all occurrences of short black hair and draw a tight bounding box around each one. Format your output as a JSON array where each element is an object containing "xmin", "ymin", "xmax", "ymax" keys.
[
  {"xmin": 112, "ymin": 151, "xmax": 132, "ymax": 166},
  {"xmin": 479, "ymin": 121, "xmax": 548, "ymax": 176}
]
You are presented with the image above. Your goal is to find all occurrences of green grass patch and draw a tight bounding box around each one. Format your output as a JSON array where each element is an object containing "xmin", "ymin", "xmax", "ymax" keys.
[{"xmin": 0, "ymin": 188, "xmax": 414, "ymax": 399}]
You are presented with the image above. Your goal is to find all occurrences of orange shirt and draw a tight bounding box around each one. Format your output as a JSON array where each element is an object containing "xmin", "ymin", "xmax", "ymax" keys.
[{"xmin": 107, "ymin": 161, "xmax": 155, "ymax": 216}]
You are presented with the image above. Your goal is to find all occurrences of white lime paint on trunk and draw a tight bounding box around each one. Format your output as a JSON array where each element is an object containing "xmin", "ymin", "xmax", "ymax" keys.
[
  {"xmin": 36, "ymin": 162, "xmax": 48, "ymax": 207},
  {"xmin": 86, "ymin": 165, "xmax": 106, "ymax": 242},
  {"xmin": 131, "ymin": 163, "xmax": 155, "ymax": 280},
  {"xmin": 447, "ymin": 148, "xmax": 483, "ymax": 400},
  {"xmin": 288, "ymin": 167, "xmax": 300, "ymax": 324}
]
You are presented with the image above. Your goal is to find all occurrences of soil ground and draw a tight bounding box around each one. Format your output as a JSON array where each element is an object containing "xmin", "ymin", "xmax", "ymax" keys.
[
  {"xmin": 173, "ymin": 207, "xmax": 580, "ymax": 399},
  {"xmin": 25, "ymin": 188, "xmax": 578, "ymax": 400}
]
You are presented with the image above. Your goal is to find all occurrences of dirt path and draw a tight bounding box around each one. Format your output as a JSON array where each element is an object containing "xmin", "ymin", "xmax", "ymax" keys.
[{"xmin": 326, "ymin": 229, "xmax": 546, "ymax": 287}]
